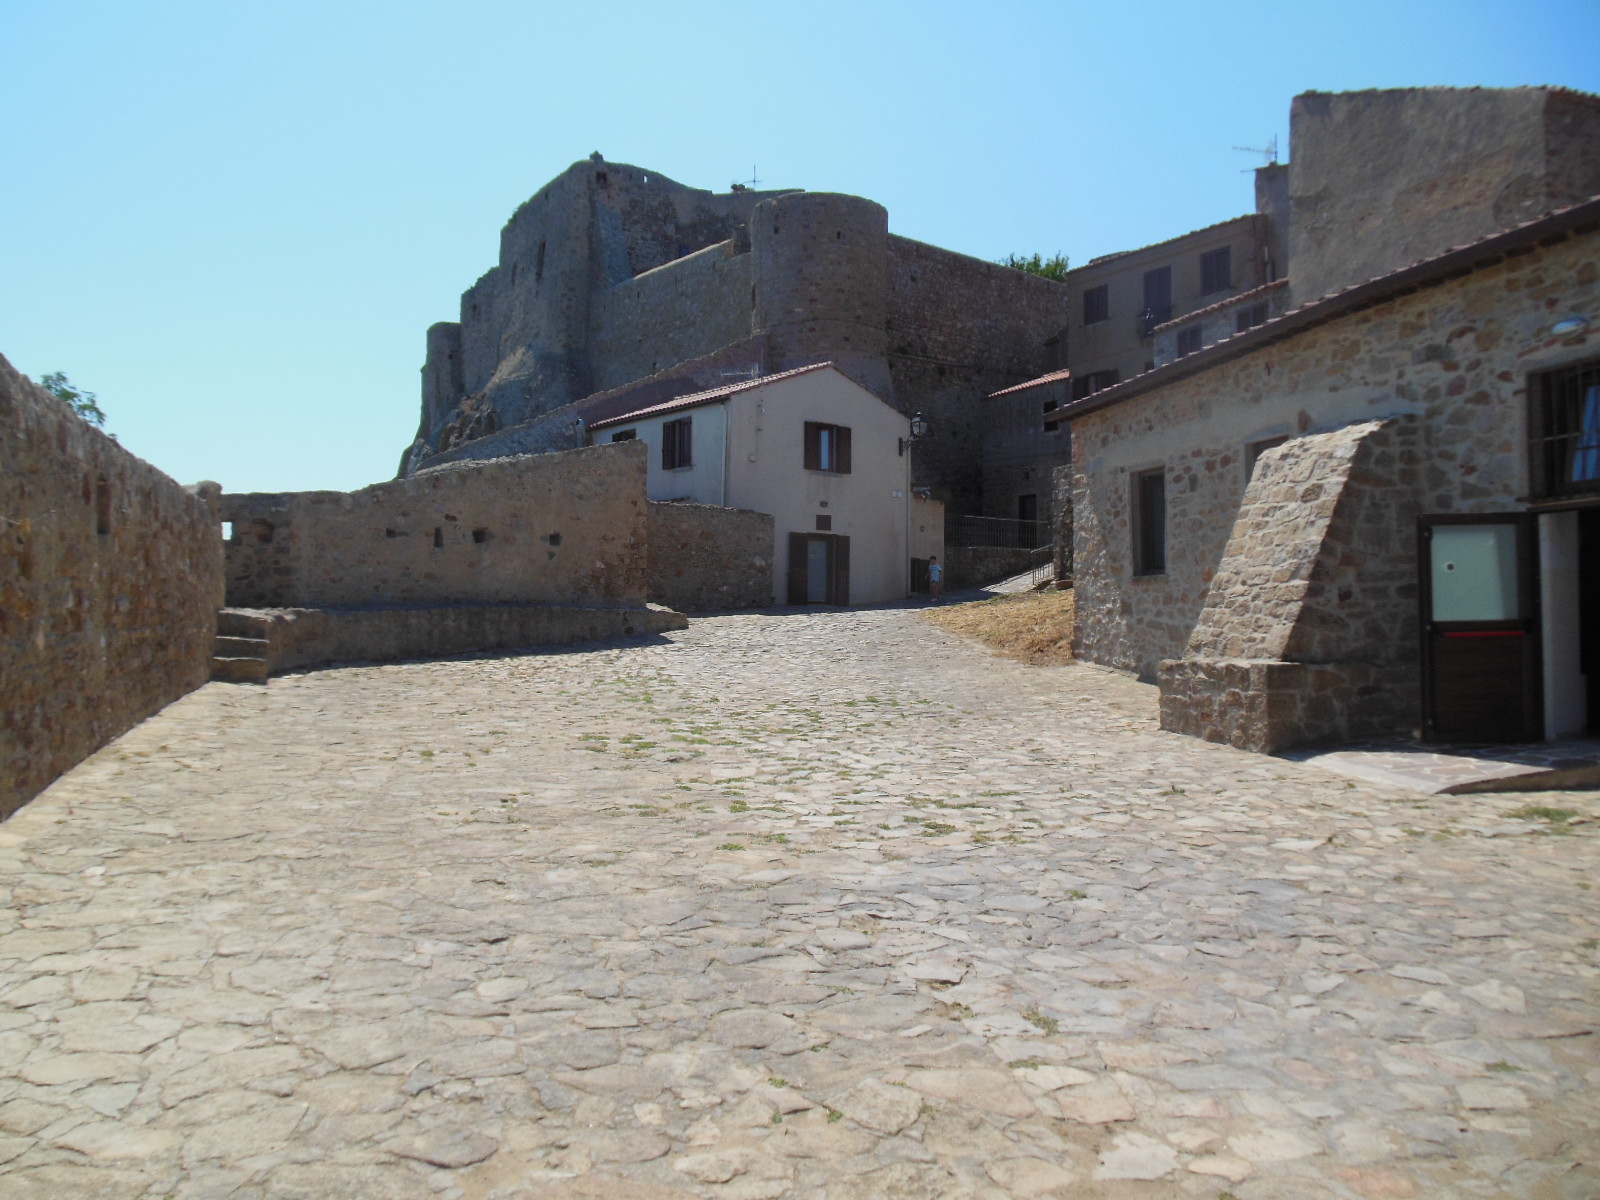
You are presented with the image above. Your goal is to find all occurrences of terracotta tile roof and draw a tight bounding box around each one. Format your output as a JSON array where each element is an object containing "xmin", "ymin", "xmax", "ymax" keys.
[
  {"xmin": 589, "ymin": 362, "xmax": 836, "ymax": 429},
  {"xmin": 1024, "ymin": 194, "xmax": 1600, "ymax": 422},
  {"xmin": 988, "ymin": 367, "xmax": 1072, "ymax": 399},
  {"xmin": 1150, "ymin": 279, "xmax": 1289, "ymax": 333}
]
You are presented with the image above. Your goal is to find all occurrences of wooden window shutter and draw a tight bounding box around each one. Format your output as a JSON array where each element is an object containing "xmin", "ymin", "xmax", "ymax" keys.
[
  {"xmin": 832, "ymin": 536, "xmax": 850, "ymax": 606},
  {"xmin": 836, "ymin": 426, "xmax": 851, "ymax": 474},
  {"xmin": 787, "ymin": 533, "xmax": 808, "ymax": 605},
  {"xmin": 803, "ymin": 422, "xmax": 821, "ymax": 471}
]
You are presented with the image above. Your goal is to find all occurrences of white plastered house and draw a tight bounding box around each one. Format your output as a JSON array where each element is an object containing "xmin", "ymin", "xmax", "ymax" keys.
[{"xmin": 588, "ymin": 364, "xmax": 943, "ymax": 606}]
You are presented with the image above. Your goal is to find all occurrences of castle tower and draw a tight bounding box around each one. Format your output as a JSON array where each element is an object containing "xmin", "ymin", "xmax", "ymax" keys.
[{"xmin": 752, "ymin": 193, "xmax": 892, "ymax": 397}]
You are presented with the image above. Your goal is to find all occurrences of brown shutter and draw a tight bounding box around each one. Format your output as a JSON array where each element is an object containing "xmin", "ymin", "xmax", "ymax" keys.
[
  {"xmin": 832, "ymin": 536, "xmax": 850, "ymax": 606},
  {"xmin": 803, "ymin": 422, "xmax": 821, "ymax": 471},
  {"xmin": 787, "ymin": 533, "xmax": 808, "ymax": 605},
  {"xmin": 836, "ymin": 425, "xmax": 851, "ymax": 474}
]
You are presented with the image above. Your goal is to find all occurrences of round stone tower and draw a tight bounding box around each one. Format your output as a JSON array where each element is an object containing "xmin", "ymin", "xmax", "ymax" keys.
[{"xmin": 751, "ymin": 193, "xmax": 890, "ymax": 389}]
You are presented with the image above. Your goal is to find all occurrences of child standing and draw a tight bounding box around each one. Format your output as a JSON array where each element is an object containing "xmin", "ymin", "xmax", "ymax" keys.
[{"xmin": 928, "ymin": 555, "xmax": 944, "ymax": 603}]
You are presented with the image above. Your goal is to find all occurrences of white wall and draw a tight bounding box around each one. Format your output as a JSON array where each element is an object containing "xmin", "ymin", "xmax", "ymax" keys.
[
  {"xmin": 724, "ymin": 370, "xmax": 916, "ymax": 606},
  {"xmin": 606, "ymin": 404, "xmax": 729, "ymax": 504}
]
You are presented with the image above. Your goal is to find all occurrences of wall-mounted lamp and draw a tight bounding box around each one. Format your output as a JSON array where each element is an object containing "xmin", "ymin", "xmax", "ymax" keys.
[
  {"xmin": 1552, "ymin": 316, "xmax": 1591, "ymax": 338},
  {"xmin": 899, "ymin": 412, "xmax": 930, "ymax": 457},
  {"xmin": 574, "ymin": 416, "xmax": 587, "ymax": 448}
]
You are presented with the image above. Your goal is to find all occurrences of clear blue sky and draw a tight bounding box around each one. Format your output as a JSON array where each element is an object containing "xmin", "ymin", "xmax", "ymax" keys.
[{"xmin": 4, "ymin": 0, "xmax": 1598, "ymax": 494}]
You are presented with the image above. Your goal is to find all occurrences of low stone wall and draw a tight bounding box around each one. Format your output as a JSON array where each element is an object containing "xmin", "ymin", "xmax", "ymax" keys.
[
  {"xmin": 645, "ymin": 501, "xmax": 773, "ymax": 612},
  {"xmin": 1160, "ymin": 658, "xmax": 1417, "ymax": 753},
  {"xmin": 1, "ymin": 354, "xmax": 223, "ymax": 818},
  {"xmin": 227, "ymin": 603, "xmax": 687, "ymax": 676},
  {"xmin": 945, "ymin": 546, "xmax": 1037, "ymax": 591},
  {"xmin": 222, "ymin": 442, "xmax": 649, "ymax": 609}
]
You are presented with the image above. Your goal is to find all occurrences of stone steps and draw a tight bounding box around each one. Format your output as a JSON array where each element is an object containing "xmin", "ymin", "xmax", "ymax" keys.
[{"xmin": 211, "ymin": 611, "xmax": 273, "ymax": 684}]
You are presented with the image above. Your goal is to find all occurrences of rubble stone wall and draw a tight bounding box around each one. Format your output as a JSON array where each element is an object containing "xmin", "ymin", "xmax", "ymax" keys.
[
  {"xmin": 645, "ymin": 501, "xmax": 774, "ymax": 612},
  {"xmin": 1, "ymin": 355, "xmax": 223, "ymax": 817},
  {"xmin": 221, "ymin": 442, "xmax": 650, "ymax": 609}
]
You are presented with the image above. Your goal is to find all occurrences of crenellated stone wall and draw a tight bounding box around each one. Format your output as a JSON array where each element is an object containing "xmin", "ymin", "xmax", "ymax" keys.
[{"xmin": 1, "ymin": 354, "xmax": 224, "ymax": 817}]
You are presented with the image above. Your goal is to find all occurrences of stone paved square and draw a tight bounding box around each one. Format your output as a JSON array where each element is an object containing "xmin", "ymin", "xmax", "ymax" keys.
[{"xmin": 2, "ymin": 606, "xmax": 1597, "ymax": 1199}]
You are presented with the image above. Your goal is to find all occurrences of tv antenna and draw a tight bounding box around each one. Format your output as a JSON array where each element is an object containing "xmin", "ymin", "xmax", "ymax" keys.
[
  {"xmin": 1232, "ymin": 136, "xmax": 1279, "ymax": 170},
  {"xmin": 731, "ymin": 165, "xmax": 761, "ymax": 190}
]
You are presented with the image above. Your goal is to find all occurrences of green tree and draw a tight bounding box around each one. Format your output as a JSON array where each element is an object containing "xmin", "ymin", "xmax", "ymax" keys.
[
  {"xmin": 37, "ymin": 371, "xmax": 107, "ymax": 428},
  {"xmin": 997, "ymin": 252, "xmax": 1070, "ymax": 282}
]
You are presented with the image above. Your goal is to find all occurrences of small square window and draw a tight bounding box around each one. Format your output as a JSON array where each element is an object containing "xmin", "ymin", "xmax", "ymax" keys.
[
  {"xmin": 1072, "ymin": 369, "xmax": 1120, "ymax": 401},
  {"xmin": 1176, "ymin": 326, "xmax": 1202, "ymax": 357},
  {"xmin": 610, "ymin": 428, "xmax": 637, "ymax": 442},
  {"xmin": 1235, "ymin": 303, "xmax": 1268, "ymax": 334},
  {"xmin": 1083, "ymin": 285, "xmax": 1109, "ymax": 325},
  {"xmin": 1133, "ymin": 469, "xmax": 1166, "ymax": 576}
]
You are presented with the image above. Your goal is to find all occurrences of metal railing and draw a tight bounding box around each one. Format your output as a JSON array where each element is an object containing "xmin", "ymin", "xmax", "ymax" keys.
[{"xmin": 945, "ymin": 514, "xmax": 1043, "ymax": 549}]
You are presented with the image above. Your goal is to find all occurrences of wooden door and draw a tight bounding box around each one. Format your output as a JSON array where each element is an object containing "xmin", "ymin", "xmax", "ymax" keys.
[
  {"xmin": 1418, "ymin": 514, "xmax": 1541, "ymax": 742},
  {"xmin": 787, "ymin": 534, "xmax": 850, "ymax": 605}
]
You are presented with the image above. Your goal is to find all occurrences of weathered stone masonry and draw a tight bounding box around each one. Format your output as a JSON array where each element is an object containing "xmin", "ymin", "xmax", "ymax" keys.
[
  {"xmin": 222, "ymin": 443, "xmax": 651, "ymax": 609},
  {"xmin": 1071, "ymin": 220, "xmax": 1600, "ymax": 749},
  {"xmin": 1, "ymin": 355, "xmax": 223, "ymax": 817}
]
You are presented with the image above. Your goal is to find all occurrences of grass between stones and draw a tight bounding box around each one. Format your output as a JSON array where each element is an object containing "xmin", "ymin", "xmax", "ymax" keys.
[{"xmin": 922, "ymin": 588, "xmax": 1075, "ymax": 665}]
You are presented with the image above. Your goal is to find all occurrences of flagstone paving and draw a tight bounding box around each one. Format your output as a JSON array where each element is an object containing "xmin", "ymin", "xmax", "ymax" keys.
[{"xmin": 1, "ymin": 604, "xmax": 1597, "ymax": 1200}]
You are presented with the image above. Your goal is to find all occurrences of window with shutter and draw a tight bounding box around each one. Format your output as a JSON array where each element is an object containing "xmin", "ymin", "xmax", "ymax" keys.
[
  {"xmin": 803, "ymin": 422, "xmax": 852, "ymax": 473},
  {"xmin": 1082, "ymin": 285, "xmax": 1109, "ymax": 325},
  {"xmin": 1200, "ymin": 247, "xmax": 1232, "ymax": 295},
  {"xmin": 662, "ymin": 418, "xmax": 692, "ymax": 469}
]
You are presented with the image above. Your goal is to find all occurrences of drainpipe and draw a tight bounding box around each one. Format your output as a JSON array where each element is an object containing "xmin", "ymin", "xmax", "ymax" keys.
[{"xmin": 720, "ymin": 399, "xmax": 730, "ymax": 507}]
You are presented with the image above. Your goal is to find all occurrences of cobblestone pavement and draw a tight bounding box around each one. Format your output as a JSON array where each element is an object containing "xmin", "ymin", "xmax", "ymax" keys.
[{"xmin": 3, "ymin": 605, "xmax": 1598, "ymax": 1200}]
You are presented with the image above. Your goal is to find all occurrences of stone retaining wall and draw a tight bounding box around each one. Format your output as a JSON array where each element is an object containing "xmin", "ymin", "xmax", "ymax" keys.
[
  {"xmin": 227, "ymin": 603, "xmax": 687, "ymax": 676},
  {"xmin": 645, "ymin": 501, "xmax": 773, "ymax": 612},
  {"xmin": 1, "ymin": 354, "xmax": 223, "ymax": 817},
  {"xmin": 222, "ymin": 442, "xmax": 649, "ymax": 609}
]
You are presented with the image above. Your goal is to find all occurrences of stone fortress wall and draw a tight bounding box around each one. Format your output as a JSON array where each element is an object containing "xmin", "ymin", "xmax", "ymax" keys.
[
  {"xmin": 0, "ymin": 355, "xmax": 223, "ymax": 818},
  {"xmin": 404, "ymin": 160, "xmax": 1070, "ymax": 514}
]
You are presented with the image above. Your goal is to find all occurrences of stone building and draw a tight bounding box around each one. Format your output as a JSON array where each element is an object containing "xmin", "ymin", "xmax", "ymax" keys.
[
  {"xmin": 1056, "ymin": 197, "xmax": 1600, "ymax": 752},
  {"xmin": 401, "ymin": 157, "xmax": 1070, "ymax": 516},
  {"xmin": 984, "ymin": 87, "xmax": 1600, "ymax": 539}
]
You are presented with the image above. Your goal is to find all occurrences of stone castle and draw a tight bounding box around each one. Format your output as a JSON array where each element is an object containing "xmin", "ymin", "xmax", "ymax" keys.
[{"xmin": 400, "ymin": 157, "xmax": 1069, "ymax": 512}]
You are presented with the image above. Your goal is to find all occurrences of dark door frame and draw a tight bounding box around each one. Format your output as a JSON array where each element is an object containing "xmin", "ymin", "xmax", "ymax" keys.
[
  {"xmin": 1417, "ymin": 512, "xmax": 1542, "ymax": 743},
  {"xmin": 786, "ymin": 532, "xmax": 851, "ymax": 606}
]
